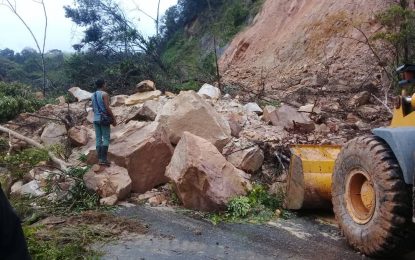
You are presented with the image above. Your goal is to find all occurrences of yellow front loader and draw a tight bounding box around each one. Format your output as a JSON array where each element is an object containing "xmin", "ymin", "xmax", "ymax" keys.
[{"xmin": 284, "ymin": 64, "xmax": 415, "ymax": 257}]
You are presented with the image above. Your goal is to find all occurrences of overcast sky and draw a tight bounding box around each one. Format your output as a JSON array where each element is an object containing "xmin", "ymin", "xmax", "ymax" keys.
[{"xmin": 0, "ymin": 0, "xmax": 178, "ymax": 52}]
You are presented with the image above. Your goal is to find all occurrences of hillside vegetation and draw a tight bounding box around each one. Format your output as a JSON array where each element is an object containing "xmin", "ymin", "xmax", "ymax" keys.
[{"xmin": 0, "ymin": 0, "xmax": 265, "ymax": 96}]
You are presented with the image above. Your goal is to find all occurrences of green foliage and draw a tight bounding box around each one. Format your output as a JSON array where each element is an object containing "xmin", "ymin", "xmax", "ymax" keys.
[
  {"xmin": 372, "ymin": 3, "xmax": 415, "ymax": 64},
  {"xmin": 47, "ymin": 167, "xmax": 101, "ymax": 214},
  {"xmin": 48, "ymin": 143, "xmax": 71, "ymax": 161},
  {"xmin": 0, "ymin": 137, "xmax": 7, "ymax": 151},
  {"xmin": 0, "ymin": 48, "xmax": 71, "ymax": 93},
  {"xmin": 228, "ymin": 196, "xmax": 251, "ymax": 218},
  {"xmin": 78, "ymin": 154, "xmax": 88, "ymax": 163},
  {"xmin": 0, "ymin": 81, "xmax": 47, "ymax": 122},
  {"xmin": 0, "ymin": 148, "xmax": 49, "ymax": 179},
  {"xmin": 209, "ymin": 184, "xmax": 287, "ymax": 224},
  {"xmin": 172, "ymin": 81, "xmax": 200, "ymax": 92},
  {"xmin": 258, "ymin": 100, "xmax": 281, "ymax": 108},
  {"xmin": 160, "ymin": 0, "xmax": 265, "ymax": 90},
  {"xmin": 24, "ymin": 225, "xmax": 101, "ymax": 260}
]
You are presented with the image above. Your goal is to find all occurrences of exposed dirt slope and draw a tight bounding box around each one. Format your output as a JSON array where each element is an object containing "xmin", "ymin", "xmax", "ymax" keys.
[{"xmin": 220, "ymin": 0, "xmax": 390, "ymax": 106}]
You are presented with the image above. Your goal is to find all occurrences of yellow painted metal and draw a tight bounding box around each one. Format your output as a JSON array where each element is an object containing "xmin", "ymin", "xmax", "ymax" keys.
[
  {"xmin": 287, "ymin": 145, "xmax": 341, "ymax": 209},
  {"xmin": 390, "ymin": 107, "xmax": 415, "ymax": 127},
  {"xmin": 361, "ymin": 180, "xmax": 375, "ymax": 211}
]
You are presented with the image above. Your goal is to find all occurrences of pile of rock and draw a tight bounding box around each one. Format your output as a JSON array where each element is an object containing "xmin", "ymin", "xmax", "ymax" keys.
[{"xmin": 3, "ymin": 79, "xmax": 389, "ymax": 211}]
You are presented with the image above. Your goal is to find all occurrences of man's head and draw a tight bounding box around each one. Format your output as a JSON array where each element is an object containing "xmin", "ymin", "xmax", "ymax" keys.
[{"xmin": 95, "ymin": 79, "xmax": 106, "ymax": 90}]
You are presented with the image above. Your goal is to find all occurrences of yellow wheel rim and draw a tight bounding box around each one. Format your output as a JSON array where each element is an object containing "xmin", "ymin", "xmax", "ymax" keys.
[{"xmin": 345, "ymin": 169, "xmax": 376, "ymax": 224}]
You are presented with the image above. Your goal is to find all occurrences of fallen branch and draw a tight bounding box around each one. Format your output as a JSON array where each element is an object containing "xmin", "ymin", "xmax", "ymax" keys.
[
  {"xmin": 0, "ymin": 125, "xmax": 68, "ymax": 170},
  {"xmin": 371, "ymin": 94, "xmax": 393, "ymax": 115}
]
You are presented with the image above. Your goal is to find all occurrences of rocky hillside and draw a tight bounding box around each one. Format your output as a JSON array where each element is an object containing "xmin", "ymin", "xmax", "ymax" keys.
[{"xmin": 220, "ymin": 0, "xmax": 391, "ymax": 120}]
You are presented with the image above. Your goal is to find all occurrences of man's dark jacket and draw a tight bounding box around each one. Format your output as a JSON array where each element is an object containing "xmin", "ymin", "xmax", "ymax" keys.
[{"xmin": 0, "ymin": 186, "xmax": 30, "ymax": 259}]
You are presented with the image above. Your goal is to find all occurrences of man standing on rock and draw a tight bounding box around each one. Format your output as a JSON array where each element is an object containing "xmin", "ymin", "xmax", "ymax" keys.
[{"xmin": 92, "ymin": 79, "xmax": 117, "ymax": 166}]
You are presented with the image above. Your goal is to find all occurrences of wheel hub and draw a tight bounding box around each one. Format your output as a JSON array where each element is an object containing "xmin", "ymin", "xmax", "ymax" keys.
[
  {"xmin": 360, "ymin": 180, "xmax": 375, "ymax": 210},
  {"xmin": 345, "ymin": 169, "xmax": 376, "ymax": 224}
]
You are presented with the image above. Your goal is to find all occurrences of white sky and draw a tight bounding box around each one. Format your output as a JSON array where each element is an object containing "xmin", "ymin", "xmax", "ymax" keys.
[{"xmin": 0, "ymin": 0, "xmax": 178, "ymax": 52}]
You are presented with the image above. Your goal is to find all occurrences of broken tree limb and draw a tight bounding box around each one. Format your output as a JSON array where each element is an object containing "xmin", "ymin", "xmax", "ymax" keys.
[{"xmin": 0, "ymin": 125, "xmax": 68, "ymax": 171}]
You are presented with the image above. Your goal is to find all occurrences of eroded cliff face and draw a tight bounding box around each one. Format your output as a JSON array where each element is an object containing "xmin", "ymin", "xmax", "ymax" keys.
[{"xmin": 220, "ymin": 0, "xmax": 390, "ymax": 105}]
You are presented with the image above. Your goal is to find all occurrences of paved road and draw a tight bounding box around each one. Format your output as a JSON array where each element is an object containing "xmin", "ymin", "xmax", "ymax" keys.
[{"xmin": 96, "ymin": 206, "xmax": 376, "ymax": 260}]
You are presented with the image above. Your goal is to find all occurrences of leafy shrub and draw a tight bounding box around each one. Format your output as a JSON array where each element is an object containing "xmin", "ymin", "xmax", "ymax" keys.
[
  {"xmin": 173, "ymin": 80, "xmax": 200, "ymax": 92},
  {"xmin": 228, "ymin": 196, "xmax": 251, "ymax": 218},
  {"xmin": 210, "ymin": 184, "xmax": 287, "ymax": 224},
  {"xmin": 0, "ymin": 81, "xmax": 47, "ymax": 122},
  {"xmin": 0, "ymin": 148, "xmax": 49, "ymax": 179},
  {"xmin": 46, "ymin": 166, "xmax": 101, "ymax": 214}
]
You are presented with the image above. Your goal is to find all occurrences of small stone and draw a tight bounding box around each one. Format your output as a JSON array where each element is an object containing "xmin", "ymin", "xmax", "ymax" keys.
[
  {"xmin": 100, "ymin": 195, "xmax": 118, "ymax": 206},
  {"xmin": 20, "ymin": 180, "xmax": 45, "ymax": 197},
  {"xmin": 10, "ymin": 181, "xmax": 23, "ymax": 195},
  {"xmin": 349, "ymin": 91, "xmax": 371, "ymax": 107},
  {"xmin": 244, "ymin": 102, "xmax": 263, "ymax": 115},
  {"xmin": 148, "ymin": 194, "xmax": 167, "ymax": 207}
]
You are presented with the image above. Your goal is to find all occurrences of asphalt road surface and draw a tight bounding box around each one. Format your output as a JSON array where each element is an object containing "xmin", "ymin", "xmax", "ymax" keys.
[{"xmin": 97, "ymin": 206, "xmax": 414, "ymax": 260}]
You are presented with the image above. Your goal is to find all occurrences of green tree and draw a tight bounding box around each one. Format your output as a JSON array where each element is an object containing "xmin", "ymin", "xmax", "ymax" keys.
[{"xmin": 373, "ymin": 1, "xmax": 415, "ymax": 65}]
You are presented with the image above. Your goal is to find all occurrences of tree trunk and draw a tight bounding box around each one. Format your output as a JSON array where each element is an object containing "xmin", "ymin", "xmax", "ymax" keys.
[
  {"xmin": 156, "ymin": 0, "xmax": 161, "ymax": 37},
  {"xmin": 41, "ymin": 53, "xmax": 47, "ymax": 95},
  {"xmin": 0, "ymin": 125, "xmax": 68, "ymax": 171}
]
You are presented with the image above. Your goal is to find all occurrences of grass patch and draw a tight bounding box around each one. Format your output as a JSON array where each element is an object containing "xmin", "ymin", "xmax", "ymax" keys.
[
  {"xmin": 23, "ymin": 211, "xmax": 148, "ymax": 260},
  {"xmin": 258, "ymin": 99, "xmax": 281, "ymax": 108},
  {"xmin": 209, "ymin": 184, "xmax": 290, "ymax": 224}
]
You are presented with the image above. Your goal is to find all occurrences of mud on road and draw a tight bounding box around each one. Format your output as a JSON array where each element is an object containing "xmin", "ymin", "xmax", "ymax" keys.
[{"xmin": 95, "ymin": 206, "xmax": 390, "ymax": 260}]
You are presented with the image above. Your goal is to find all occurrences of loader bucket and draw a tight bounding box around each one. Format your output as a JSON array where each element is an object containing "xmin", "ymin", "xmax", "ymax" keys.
[{"xmin": 284, "ymin": 145, "xmax": 341, "ymax": 210}]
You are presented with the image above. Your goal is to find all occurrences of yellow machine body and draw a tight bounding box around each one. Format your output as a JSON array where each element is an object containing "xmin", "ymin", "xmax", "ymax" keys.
[
  {"xmin": 285, "ymin": 93, "xmax": 415, "ymax": 210},
  {"xmin": 285, "ymin": 145, "xmax": 341, "ymax": 210},
  {"xmin": 390, "ymin": 95, "xmax": 415, "ymax": 128}
]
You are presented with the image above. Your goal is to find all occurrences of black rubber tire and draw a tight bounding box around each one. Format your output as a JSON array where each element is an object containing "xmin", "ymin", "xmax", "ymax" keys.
[{"xmin": 332, "ymin": 135, "xmax": 414, "ymax": 257}]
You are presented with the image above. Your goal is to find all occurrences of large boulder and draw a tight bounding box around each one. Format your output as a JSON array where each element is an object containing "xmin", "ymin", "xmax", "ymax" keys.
[
  {"xmin": 84, "ymin": 164, "xmax": 131, "ymax": 201},
  {"xmin": 110, "ymin": 95, "xmax": 128, "ymax": 107},
  {"xmin": 125, "ymin": 90, "xmax": 162, "ymax": 106},
  {"xmin": 263, "ymin": 104, "xmax": 315, "ymax": 133},
  {"xmin": 197, "ymin": 83, "xmax": 221, "ymax": 100},
  {"xmin": 109, "ymin": 122, "xmax": 173, "ymax": 193},
  {"xmin": 166, "ymin": 132, "xmax": 251, "ymax": 212},
  {"xmin": 128, "ymin": 100, "xmax": 162, "ymax": 122},
  {"xmin": 41, "ymin": 123, "xmax": 67, "ymax": 146},
  {"xmin": 68, "ymin": 126, "xmax": 89, "ymax": 147},
  {"xmin": 156, "ymin": 91, "xmax": 231, "ymax": 151},
  {"xmin": 223, "ymin": 139, "xmax": 264, "ymax": 173},
  {"xmin": 136, "ymin": 80, "xmax": 156, "ymax": 93},
  {"xmin": 68, "ymin": 87, "xmax": 93, "ymax": 102}
]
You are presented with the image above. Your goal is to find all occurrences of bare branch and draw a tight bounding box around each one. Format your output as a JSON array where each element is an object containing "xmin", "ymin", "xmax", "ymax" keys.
[
  {"xmin": 1, "ymin": 0, "xmax": 48, "ymax": 95},
  {"xmin": 131, "ymin": 0, "xmax": 156, "ymax": 22},
  {"xmin": 371, "ymin": 94, "xmax": 393, "ymax": 115}
]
